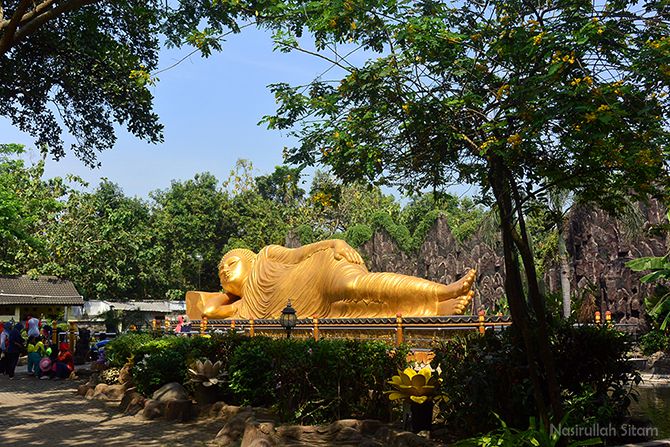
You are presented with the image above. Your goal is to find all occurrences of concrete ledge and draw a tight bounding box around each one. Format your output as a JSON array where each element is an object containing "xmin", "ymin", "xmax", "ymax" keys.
[
  {"xmin": 638, "ymin": 373, "xmax": 670, "ymax": 387},
  {"xmin": 617, "ymin": 440, "xmax": 670, "ymax": 447}
]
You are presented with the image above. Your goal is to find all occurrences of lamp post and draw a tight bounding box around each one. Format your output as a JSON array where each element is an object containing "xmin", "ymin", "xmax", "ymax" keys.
[
  {"xmin": 194, "ymin": 253, "xmax": 203, "ymax": 290},
  {"xmin": 279, "ymin": 300, "xmax": 297, "ymax": 339}
]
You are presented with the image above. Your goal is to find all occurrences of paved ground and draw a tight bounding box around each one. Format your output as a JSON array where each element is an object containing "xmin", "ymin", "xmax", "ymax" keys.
[{"xmin": 0, "ymin": 365, "xmax": 223, "ymax": 446}]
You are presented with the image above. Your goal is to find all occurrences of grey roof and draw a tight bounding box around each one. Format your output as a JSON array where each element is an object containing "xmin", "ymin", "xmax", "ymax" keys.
[
  {"xmin": 127, "ymin": 301, "xmax": 172, "ymax": 313},
  {"xmin": 0, "ymin": 275, "xmax": 83, "ymax": 305}
]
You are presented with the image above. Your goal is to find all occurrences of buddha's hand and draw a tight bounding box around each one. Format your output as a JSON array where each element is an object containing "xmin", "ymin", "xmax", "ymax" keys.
[{"xmin": 331, "ymin": 239, "xmax": 365, "ymax": 265}]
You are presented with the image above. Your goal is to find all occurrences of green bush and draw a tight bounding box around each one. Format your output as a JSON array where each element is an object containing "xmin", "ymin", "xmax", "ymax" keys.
[
  {"xmin": 455, "ymin": 414, "xmax": 601, "ymax": 447},
  {"xmin": 113, "ymin": 333, "xmax": 405, "ymax": 425},
  {"xmin": 552, "ymin": 324, "xmax": 639, "ymax": 427},
  {"xmin": 345, "ymin": 224, "xmax": 373, "ymax": 248},
  {"xmin": 105, "ymin": 333, "xmax": 155, "ymax": 367},
  {"xmin": 118, "ymin": 332, "xmax": 247, "ymax": 396},
  {"xmin": 432, "ymin": 321, "xmax": 639, "ymax": 440},
  {"xmin": 640, "ymin": 330, "xmax": 670, "ymax": 355},
  {"xmin": 133, "ymin": 348, "xmax": 190, "ymax": 396},
  {"xmin": 228, "ymin": 337, "xmax": 408, "ymax": 424}
]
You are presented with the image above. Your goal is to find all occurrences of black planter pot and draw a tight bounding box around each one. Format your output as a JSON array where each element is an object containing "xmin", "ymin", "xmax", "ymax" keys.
[
  {"xmin": 410, "ymin": 400, "xmax": 434, "ymax": 433},
  {"xmin": 193, "ymin": 384, "xmax": 222, "ymax": 405}
]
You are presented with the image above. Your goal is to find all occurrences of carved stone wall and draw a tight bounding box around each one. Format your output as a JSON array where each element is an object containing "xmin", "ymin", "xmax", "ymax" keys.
[
  {"xmin": 286, "ymin": 203, "xmax": 667, "ymax": 322},
  {"xmin": 548, "ymin": 201, "xmax": 668, "ymax": 326},
  {"xmin": 357, "ymin": 216, "xmax": 506, "ymax": 313}
]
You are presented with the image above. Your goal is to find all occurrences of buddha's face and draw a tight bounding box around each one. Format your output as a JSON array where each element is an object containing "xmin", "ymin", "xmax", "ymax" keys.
[{"xmin": 219, "ymin": 255, "xmax": 251, "ymax": 296}]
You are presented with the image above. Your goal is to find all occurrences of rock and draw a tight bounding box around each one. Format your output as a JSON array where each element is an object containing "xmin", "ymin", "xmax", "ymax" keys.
[
  {"xmin": 245, "ymin": 440, "xmax": 274, "ymax": 447},
  {"xmin": 118, "ymin": 363, "xmax": 133, "ymax": 385},
  {"xmin": 214, "ymin": 410, "xmax": 255, "ymax": 446},
  {"xmin": 647, "ymin": 351, "xmax": 665, "ymax": 371},
  {"xmin": 92, "ymin": 383, "xmax": 110, "ymax": 399},
  {"xmin": 86, "ymin": 375, "xmax": 98, "ymax": 387},
  {"xmin": 373, "ymin": 425, "xmax": 391, "ymax": 442},
  {"xmin": 360, "ymin": 420, "xmax": 383, "ymax": 436},
  {"xmin": 389, "ymin": 431, "xmax": 434, "ymax": 447},
  {"xmin": 359, "ymin": 440, "xmax": 384, "ymax": 447},
  {"xmin": 241, "ymin": 421, "xmax": 277, "ymax": 447},
  {"xmin": 142, "ymin": 399, "xmax": 164, "ymax": 420},
  {"xmin": 651, "ymin": 352, "xmax": 670, "ymax": 375},
  {"xmin": 335, "ymin": 427, "xmax": 363, "ymax": 443},
  {"xmin": 90, "ymin": 383, "xmax": 126, "ymax": 401},
  {"xmin": 105, "ymin": 384, "xmax": 127, "ymax": 401},
  {"xmin": 119, "ymin": 390, "xmax": 146, "ymax": 415},
  {"xmin": 275, "ymin": 424, "xmax": 310, "ymax": 441},
  {"xmin": 77, "ymin": 384, "xmax": 94, "ymax": 396},
  {"xmin": 163, "ymin": 399, "xmax": 193, "ymax": 421},
  {"xmin": 152, "ymin": 382, "xmax": 189, "ymax": 401}
]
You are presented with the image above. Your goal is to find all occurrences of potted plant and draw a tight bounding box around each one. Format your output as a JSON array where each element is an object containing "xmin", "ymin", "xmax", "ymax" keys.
[
  {"xmin": 386, "ymin": 365, "xmax": 444, "ymax": 433},
  {"xmin": 187, "ymin": 359, "xmax": 225, "ymax": 405}
]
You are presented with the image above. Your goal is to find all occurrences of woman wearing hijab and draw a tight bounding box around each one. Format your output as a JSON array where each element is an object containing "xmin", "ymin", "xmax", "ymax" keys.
[
  {"xmin": 5, "ymin": 323, "xmax": 24, "ymax": 379},
  {"xmin": 0, "ymin": 322, "xmax": 7, "ymax": 375},
  {"xmin": 51, "ymin": 342, "xmax": 74, "ymax": 379}
]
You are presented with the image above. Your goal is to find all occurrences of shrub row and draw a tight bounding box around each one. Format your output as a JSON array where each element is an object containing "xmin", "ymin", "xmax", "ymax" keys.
[
  {"xmin": 105, "ymin": 333, "xmax": 408, "ymax": 424},
  {"xmin": 431, "ymin": 321, "xmax": 639, "ymax": 440}
]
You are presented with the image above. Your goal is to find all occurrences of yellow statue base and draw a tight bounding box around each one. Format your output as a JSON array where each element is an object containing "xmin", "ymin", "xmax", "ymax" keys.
[{"xmin": 186, "ymin": 239, "xmax": 476, "ymax": 320}]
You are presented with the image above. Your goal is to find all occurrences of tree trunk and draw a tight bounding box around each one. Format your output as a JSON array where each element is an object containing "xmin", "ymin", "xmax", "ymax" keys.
[
  {"xmin": 558, "ymin": 228, "xmax": 571, "ymax": 318},
  {"xmin": 507, "ymin": 175, "xmax": 564, "ymax": 427},
  {"xmin": 488, "ymin": 158, "xmax": 550, "ymax": 428}
]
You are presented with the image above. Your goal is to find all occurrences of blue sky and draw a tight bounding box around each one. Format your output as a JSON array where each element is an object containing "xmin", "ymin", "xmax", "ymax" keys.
[
  {"xmin": 1, "ymin": 27, "xmax": 476, "ymax": 200},
  {"xmin": 1, "ymin": 27, "xmax": 349, "ymax": 197}
]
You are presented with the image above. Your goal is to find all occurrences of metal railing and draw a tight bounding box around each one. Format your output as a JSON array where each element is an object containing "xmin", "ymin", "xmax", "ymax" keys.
[{"xmin": 181, "ymin": 315, "xmax": 512, "ymax": 348}]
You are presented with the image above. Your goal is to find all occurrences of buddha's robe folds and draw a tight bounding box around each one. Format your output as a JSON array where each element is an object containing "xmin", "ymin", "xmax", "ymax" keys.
[{"xmin": 235, "ymin": 245, "xmax": 440, "ymax": 319}]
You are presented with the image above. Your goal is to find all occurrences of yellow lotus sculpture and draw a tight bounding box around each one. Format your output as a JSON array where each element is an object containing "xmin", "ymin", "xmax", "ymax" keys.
[
  {"xmin": 387, "ymin": 367, "xmax": 443, "ymax": 404},
  {"xmin": 186, "ymin": 239, "xmax": 475, "ymax": 320}
]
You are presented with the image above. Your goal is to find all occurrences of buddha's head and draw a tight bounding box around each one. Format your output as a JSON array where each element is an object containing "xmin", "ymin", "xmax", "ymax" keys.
[{"xmin": 218, "ymin": 248, "xmax": 256, "ymax": 296}]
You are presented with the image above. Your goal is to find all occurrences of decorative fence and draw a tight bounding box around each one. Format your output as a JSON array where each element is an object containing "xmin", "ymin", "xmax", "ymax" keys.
[{"xmin": 187, "ymin": 315, "xmax": 513, "ymax": 349}]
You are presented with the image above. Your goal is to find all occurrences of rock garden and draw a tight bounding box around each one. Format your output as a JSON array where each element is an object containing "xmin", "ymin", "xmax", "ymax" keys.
[{"xmin": 74, "ymin": 320, "xmax": 658, "ymax": 446}]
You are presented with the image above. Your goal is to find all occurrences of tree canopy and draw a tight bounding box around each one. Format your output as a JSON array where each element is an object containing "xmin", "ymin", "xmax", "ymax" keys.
[
  {"xmin": 245, "ymin": 0, "xmax": 669, "ymax": 427},
  {"xmin": 0, "ymin": 153, "xmax": 484, "ymax": 302},
  {"xmin": 0, "ymin": 0, "xmax": 170, "ymax": 165}
]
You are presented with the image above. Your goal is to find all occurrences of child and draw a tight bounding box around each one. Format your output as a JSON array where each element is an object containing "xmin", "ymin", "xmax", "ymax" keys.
[
  {"xmin": 52, "ymin": 342, "xmax": 74, "ymax": 379},
  {"xmin": 26, "ymin": 336, "xmax": 45, "ymax": 377}
]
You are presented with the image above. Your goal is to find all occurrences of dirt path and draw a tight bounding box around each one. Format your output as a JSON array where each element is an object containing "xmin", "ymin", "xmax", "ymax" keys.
[{"xmin": 0, "ymin": 366, "xmax": 222, "ymax": 446}]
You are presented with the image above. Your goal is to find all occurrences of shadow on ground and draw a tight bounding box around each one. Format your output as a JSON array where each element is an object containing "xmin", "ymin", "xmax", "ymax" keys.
[{"xmin": 0, "ymin": 372, "xmax": 222, "ymax": 446}]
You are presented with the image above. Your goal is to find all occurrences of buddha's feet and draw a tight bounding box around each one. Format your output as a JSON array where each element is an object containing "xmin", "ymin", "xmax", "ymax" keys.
[
  {"xmin": 438, "ymin": 290, "xmax": 475, "ymax": 315},
  {"xmin": 438, "ymin": 268, "xmax": 477, "ymax": 302}
]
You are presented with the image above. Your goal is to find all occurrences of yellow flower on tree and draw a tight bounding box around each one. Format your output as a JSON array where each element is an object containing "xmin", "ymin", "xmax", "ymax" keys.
[
  {"xmin": 507, "ymin": 133, "xmax": 522, "ymax": 147},
  {"xmin": 496, "ymin": 84, "xmax": 510, "ymax": 99}
]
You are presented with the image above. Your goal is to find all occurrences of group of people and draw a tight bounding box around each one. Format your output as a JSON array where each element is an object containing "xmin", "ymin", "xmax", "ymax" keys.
[{"xmin": 0, "ymin": 316, "xmax": 75, "ymax": 380}]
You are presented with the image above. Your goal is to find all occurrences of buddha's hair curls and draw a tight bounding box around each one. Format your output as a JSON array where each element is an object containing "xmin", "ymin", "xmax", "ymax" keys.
[{"xmin": 218, "ymin": 248, "xmax": 257, "ymax": 277}]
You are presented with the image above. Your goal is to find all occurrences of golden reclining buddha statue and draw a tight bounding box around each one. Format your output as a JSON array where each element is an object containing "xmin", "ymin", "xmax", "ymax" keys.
[{"xmin": 186, "ymin": 239, "xmax": 476, "ymax": 320}]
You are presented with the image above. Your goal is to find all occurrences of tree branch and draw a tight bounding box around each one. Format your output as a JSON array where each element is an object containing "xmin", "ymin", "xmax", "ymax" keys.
[
  {"xmin": 16, "ymin": 0, "xmax": 56, "ymax": 27},
  {"xmin": 276, "ymin": 42, "xmax": 354, "ymax": 73},
  {"xmin": 0, "ymin": 0, "xmax": 100, "ymax": 55},
  {"xmin": 0, "ymin": 0, "xmax": 31, "ymax": 54},
  {"xmin": 14, "ymin": 0, "xmax": 98, "ymax": 42}
]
